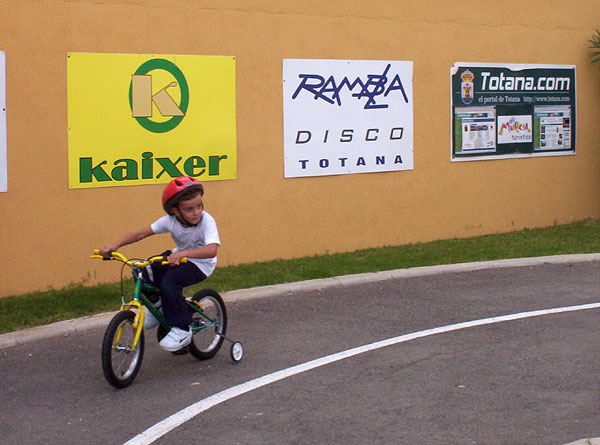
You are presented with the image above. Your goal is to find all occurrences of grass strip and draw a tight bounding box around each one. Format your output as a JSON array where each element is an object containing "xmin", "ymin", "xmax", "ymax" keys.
[{"xmin": 1, "ymin": 219, "xmax": 599, "ymax": 334}]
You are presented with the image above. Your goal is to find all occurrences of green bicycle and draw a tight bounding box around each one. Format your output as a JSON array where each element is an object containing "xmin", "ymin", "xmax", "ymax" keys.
[{"xmin": 91, "ymin": 250, "xmax": 243, "ymax": 389}]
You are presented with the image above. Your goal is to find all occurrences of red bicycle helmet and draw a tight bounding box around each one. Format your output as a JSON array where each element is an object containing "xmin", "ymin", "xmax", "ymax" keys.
[{"xmin": 162, "ymin": 176, "xmax": 204, "ymax": 214}]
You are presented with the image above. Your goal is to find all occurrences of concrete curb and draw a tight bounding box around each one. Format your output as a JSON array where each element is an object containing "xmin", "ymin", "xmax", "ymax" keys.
[
  {"xmin": 2, "ymin": 253, "xmax": 600, "ymax": 351},
  {"xmin": 223, "ymin": 253, "xmax": 600, "ymax": 302},
  {"xmin": 0, "ymin": 311, "xmax": 119, "ymax": 349}
]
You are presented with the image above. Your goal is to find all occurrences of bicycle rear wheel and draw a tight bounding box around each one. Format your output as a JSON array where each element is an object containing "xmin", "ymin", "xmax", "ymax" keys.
[
  {"xmin": 188, "ymin": 289, "xmax": 227, "ymax": 360},
  {"xmin": 101, "ymin": 310, "xmax": 144, "ymax": 388}
]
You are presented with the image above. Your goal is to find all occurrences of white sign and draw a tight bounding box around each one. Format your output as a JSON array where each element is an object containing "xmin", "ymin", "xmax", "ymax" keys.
[
  {"xmin": 0, "ymin": 52, "xmax": 5, "ymax": 192},
  {"xmin": 283, "ymin": 59, "xmax": 414, "ymax": 178},
  {"xmin": 497, "ymin": 115, "xmax": 532, "ymax": 144}
]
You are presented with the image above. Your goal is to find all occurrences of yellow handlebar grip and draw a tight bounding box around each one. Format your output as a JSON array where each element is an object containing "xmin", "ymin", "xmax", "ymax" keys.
[
  {"xmin": 150, "ymin": 255, "xmax": 188, "ymax": 265},
  {"xmin": 110, "ymin": 251, "xmax": 128, "ymax": 262},
  {"xmin": 162, "ymin": 258, "xmax": 188, "ymax": 265}
]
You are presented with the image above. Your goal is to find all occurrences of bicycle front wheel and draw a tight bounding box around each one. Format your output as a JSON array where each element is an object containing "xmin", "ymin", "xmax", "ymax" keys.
[
  {"xmin": 101, "ymin": 310, "xmax": 144, "ymax": 389},
  {"xmin": 188, "ymin": 289, "xmax": 227, "ymax": 360}
]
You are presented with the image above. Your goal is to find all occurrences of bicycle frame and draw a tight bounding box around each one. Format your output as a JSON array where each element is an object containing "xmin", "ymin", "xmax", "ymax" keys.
[
  {"xmin": 92, "ymin": 250, "xmax": 220, "ymax": 353},
  {"xmin": 95, "ymin": 249, "xmax": 239, "ymax": 389}
]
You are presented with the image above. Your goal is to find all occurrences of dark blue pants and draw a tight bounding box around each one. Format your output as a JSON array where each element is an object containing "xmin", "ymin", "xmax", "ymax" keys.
[{"xmin": 146, "ymin": 252, "xmax": 207, "ymax": 329}]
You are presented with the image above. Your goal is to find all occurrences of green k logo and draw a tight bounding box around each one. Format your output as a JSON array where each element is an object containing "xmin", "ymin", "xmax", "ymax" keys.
[{"xmin": 129, "ymin": 58, "xmax": 189, "ymax": 133}]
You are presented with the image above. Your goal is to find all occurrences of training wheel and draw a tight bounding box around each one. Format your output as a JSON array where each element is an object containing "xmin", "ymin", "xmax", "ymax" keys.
[{"xmin": 230, "ymin": 341, "xmax": 243, "ymax": 362}]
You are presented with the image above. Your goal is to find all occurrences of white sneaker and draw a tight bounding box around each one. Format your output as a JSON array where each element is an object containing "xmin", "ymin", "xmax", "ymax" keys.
[
  {"xmin": 143, "ymin": 307, "xmax": 160, "ymax": 329},
  {"xmin": 159, "ymin": 327, "xmax": 192, "ymax": 352}
]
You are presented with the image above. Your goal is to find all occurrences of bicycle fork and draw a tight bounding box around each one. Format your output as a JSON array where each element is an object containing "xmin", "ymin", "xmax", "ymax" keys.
[{"xmin": 114, "ymin": 300, "xmax": 145, "ymax": 352}]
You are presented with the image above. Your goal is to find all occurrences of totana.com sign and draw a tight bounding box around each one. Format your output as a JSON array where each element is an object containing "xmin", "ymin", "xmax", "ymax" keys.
[{"xmin": 451, "ymin": 62, "xmax": 576, "ymax": 161}]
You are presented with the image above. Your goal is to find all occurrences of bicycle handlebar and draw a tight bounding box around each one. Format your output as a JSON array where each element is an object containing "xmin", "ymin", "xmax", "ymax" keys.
[{"xmin": 90, "ymin": 250, "xmax": 187, "ymax": 267}]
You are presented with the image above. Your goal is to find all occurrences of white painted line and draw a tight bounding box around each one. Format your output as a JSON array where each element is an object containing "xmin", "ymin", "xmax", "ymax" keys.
[{"xmin": 124, "ymin": 301, "xmax": 600, "ymax": 445}]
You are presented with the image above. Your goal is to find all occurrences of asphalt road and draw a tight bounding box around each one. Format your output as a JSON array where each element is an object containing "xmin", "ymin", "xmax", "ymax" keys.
[{"xmin": 1, "ymin": 258, "xmax": 600, "ymax": 444}]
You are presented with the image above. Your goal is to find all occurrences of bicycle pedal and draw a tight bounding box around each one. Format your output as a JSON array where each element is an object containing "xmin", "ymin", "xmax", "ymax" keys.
[{"xmin": 171, "ymin": 346, "xmax": 189, "ymax": 356}]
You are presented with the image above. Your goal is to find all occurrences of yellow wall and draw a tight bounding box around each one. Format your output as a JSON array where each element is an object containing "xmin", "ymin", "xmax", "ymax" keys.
[{"xmin": 0, "ymin": 0, "xmax": 599, "ymax": 297}]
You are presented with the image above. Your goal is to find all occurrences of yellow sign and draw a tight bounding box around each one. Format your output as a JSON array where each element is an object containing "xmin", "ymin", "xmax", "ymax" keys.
[{"xmin": 67, "ymin": 53, "xmax": 237, "ymax": 188}]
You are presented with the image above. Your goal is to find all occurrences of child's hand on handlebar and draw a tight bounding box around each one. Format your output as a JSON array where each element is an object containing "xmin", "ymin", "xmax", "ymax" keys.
[
  {"xmin": 167, "ymin": 251, "xmax": 187, "ymax": 265},
  {"xmin": 99, "ymin": 246, "xmax": 116, "ymax": 257}
]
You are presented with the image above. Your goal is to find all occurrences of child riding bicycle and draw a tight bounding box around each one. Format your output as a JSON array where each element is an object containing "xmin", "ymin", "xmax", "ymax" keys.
[{"xmin": 99, "ymin": 176, "xmax": 220, "ymax": 352}]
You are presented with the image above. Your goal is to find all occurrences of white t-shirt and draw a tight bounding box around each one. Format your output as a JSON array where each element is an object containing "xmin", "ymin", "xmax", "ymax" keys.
[{"xmin": 150, "ymin": 211, "xmax": 220, "ymax": 277}]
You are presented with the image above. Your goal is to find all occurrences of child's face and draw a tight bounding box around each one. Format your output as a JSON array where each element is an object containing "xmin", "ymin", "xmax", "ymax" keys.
[{"xmin": 173, "ymin": 193, "xmax": 204, "ymax": 226}]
